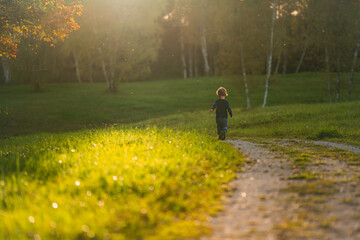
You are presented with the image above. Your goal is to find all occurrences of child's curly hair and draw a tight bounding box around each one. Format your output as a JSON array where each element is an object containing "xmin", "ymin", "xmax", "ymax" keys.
[{"xmin": 216, "ymin": 87, "xmax": 228, "ymax": 97}]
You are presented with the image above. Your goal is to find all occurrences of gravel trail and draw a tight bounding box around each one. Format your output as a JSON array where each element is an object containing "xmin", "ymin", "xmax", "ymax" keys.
[
  {"xmin": 201, "ymin": 139, "xmax": 360, "ymax": 240},
  {"xmin": 201, "ymin": 139, "xmax": 292, "ymax": 240}
]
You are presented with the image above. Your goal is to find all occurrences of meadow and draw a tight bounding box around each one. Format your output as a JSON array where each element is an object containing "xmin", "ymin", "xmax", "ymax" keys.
[{"xmin": 0, "ymin": 73, "xmax": 359, "ymax": 239}]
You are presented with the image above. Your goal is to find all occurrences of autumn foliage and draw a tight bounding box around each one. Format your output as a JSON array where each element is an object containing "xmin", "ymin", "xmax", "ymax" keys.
[{"xmin": 0, "ymin": 0, "xmax": 83, "ymax": 58}]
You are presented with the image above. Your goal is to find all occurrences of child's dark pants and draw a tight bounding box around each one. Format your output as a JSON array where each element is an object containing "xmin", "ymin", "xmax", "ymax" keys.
[{"xmin": 216, "ymin": 117, "xmax": 228, "ymax": 135}]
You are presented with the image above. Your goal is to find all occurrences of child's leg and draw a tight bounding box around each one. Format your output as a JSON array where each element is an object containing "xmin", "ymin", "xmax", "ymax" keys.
[
  {"xmin": 223, "ymin": 118, "xmax": 228, "ymax": 133},
  {"xmin": 217, "ymin": 118, "xmax": 228, "ymax": 140},
  {"xmin": 216, "ymin": 118, "xmax": 222, "ymax": 135}
]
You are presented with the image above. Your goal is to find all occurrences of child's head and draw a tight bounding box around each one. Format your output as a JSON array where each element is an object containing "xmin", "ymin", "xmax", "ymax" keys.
[{"xmin": 216, "ymin": 87, "xmax": 228, "ymax": 98}]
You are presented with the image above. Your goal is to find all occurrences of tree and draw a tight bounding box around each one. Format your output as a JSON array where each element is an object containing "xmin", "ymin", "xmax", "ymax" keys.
[
  {"xmin": 349, "ymin": 26, "xmax": 360, "ymax": 96},
  {"xmin": 262, "ymin": 0, "xmax": 277, "ymax": 108},
  {"xmin": 0, "ymin": 0, "xmax": 83, "ymax": 59},
  {"xmin": 73, "ymin": 0, "xmax": 165, "ymax": 92}
]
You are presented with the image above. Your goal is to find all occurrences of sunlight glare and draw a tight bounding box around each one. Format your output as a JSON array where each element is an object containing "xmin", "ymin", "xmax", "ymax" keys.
[
  {"xmin": 291, "ymin": 10, "xmax": 299, "ymax": 16},
  {"xmin": 28, "ymin": 216, "xmax": 35, "ymax": 223}
]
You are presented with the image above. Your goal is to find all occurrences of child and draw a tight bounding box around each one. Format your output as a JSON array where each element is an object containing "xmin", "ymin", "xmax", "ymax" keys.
[{"xmin": 210, "ymin": 87, "xmax": 233, "ymax": 140}]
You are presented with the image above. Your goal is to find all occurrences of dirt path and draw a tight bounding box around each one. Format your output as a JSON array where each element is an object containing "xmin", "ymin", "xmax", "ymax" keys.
[
  {"xmin": 201, "ymin": 139, "xmax": 360, "ymax": 240},
  {"xmin": 296, "ymin": 140, "xmax": 360, "ymax": 155}
]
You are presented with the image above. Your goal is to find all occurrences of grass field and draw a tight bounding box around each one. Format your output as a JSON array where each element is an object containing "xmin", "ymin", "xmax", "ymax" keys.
[
  {"xmin": 0, "ymin": 72, "xmax": 359, "ymax": 239},
  {"xmin": 1, "ymin": 72, "xmax": 359, "ymax": 137}
]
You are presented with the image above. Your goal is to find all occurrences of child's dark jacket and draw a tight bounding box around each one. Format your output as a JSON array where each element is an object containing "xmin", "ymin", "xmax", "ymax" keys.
[{"xmin": 211, "ymin": 99, "xmax": 233, "ymax": 118}]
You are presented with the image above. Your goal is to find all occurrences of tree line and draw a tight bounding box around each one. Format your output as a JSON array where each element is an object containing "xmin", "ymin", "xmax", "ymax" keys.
[{"xmin": 1, "ymin": 0, "xmax": 359, "ymax": 104}]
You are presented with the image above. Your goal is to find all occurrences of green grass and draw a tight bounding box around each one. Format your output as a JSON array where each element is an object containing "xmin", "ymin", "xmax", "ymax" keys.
[
  {"xmin": 0, "ymin": 72, "xmax": 360, "ymax": 239},
  {"xmin": 1, "ymin": 72, "xmax": 359, "ymax": 138},
  {"xmin": 139, "ymin": 101, "xmax": 360, "ymax": 145},
  {"xmin": 0, "ymin": 127, "xmax": 242, "ymax": 239}
]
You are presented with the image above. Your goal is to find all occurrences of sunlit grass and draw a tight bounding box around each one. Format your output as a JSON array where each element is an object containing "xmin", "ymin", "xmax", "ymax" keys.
[
  {"xmin": 141, "ymin": 101, "xmax": 360, "ymax": 145},
  {"xmin": 0, "ymin": 127, "xmax": 242, "ymax": 239},
  {"xmin": 1, "ymin": 72, "xmax": 359, "ymax": 238}
]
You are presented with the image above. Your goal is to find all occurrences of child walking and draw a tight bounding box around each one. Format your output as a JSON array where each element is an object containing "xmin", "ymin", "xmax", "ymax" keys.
[{"xmin": 210, "ymin": 87, "xmax": 233, "ymax": 140}]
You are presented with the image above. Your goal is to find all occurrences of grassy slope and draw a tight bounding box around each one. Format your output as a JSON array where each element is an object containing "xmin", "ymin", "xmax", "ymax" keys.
[
  {"xmin": 146, "ymin": 101, "xmax": 360, "ymax": 145},
  {"xmin": 0, "ymin": 72, "xmax": 359, "ymax": 239},
  {"xmin": 1, "ymin": 72, "xmax": 359, "ymax": 138},
  {"xmin": 0, "ymin": 77, "xmax": 235, "ymax": 137},
  {"xmin": 1, "ymin": 128, "xmax": 241, "ymax": 239}
]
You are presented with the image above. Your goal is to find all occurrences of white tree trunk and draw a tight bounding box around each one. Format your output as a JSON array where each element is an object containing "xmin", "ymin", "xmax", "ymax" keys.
[
  {"xmin": 72, "ymin": 51, "xmax": 82, "ymax": 83},
  {"xmin": 324, "ymin": 19, "xmax": 332, "ymax": 103},
  {"xmin": 336, "ymin": 51, "xmax": 341, "ymax": 102},
  {"xmin": 109, "ymin": 57, "xmax": 116, "ymax": 92},
  {"xmin": 2, "ymin": 56, "xmax": 11, "ymax": 84},
  {"xmin": 349, "ymin": 27, "xmax": 360, "ymax": 95},
  {"xmin": 100, "ymin": 57, "xmax": 110, "ymax": 91},
  {"xmin": 295, "ymin": 36, "xmax": 308, "ymax": 74},
  {"xmin": 188, "ymin": 44, "xmax": 194, "ymax": 78},
  {"xmin": 93, "ymin": 27, "xmax": 111, "ymax": 91},
  {"xmin": 194, "ymin": 44, "xmax": 199, "ymax": 77},
  {"xmin": 262, "ymin": 0, "xmax": 277, "ymax": 108},
  {"xmin": 240, "ymin": 31, "xmax": 250, "ymax": 109},
  {"xmin": 200, "ymin": 25, "xmax": 210, "ymax": 76},
  {"xmin": 180, "ymin": 33, "xmax": 187, "ymax": 79}
]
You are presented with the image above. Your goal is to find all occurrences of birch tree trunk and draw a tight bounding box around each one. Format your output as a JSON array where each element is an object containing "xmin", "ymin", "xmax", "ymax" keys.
[
  {"xmin": 194, "ymin": 44, "xmax": 199, "ymax": 77},
  {"xmin": 325, "ymin": 45, "xmax": 332, "ymax": 103},
  {"xmin": 336, "ymin": 51, "xmax": 341, "ymax": 102},
  {"xmin": 109, "ymin": 57, "xmax": 116, "ymax": 92},
  {"xmin": 349, "ymin": 27, "xmax": 360, "ymax": 96},
  {"xmin": 72, "ymin": 51, "xmax": 82, "ymax": 83},
  {"xmin": 1, "ymin": 56, "xmax": 11, "ymax": 84},
  {"xmin": 93, "ymin": 27, "xmax": 111, "ymax": 92},
  {"xmin": 324, "ymin": 21, "xmax": 332, "ymax": 103},
  {"xmin": 180, "ymin": 33, "xmax": 187, "ymax": 79},
  {"xmin": 295, "ymin": 36, "xmax": 308, "ymax": 74},
  {"xmin": 188, "ymin": 44, "xmax": 193, "ymax": 78},
  {"xmin": 100, "ymin": 57, "xmax": 111, "ymax": 91},
  {"xmin": 262, "ymin": 0, "xmax": 277, "ymax": 108},
  {"xmin": 240, "ymin": 41, "xmax": 250, "ymax": 108},
  {"xmin": 200, "ymin": 25, "xmax": 210, "ymax": 76}
]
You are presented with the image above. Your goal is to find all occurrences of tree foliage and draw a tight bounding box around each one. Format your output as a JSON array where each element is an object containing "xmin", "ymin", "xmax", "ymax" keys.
[
  {"xmin": 2, "ymin": 0, "xmax": 360, "ymax": 100},
  {"xmin": 0, "ymin": 0, "xmax": 83, "ymax": 58}
]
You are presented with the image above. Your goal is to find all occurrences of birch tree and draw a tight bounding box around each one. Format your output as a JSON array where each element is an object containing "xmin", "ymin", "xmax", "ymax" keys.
[
  {"xmin": 349, "ymin": 26, "xmax": 360, "ymax": 96},
  {"xmin": 295, "ymin": 36, "xmax": 308, "ymax": 74},
  {"xmin": 180, "ymin": 31, "xmax": 188, "ymax": 79},
  {"xmin": 240, "ymin": 38, "xmax": 250, "ymax": 109},
  {"xmin": 238, "ymin": 3, "xmax": 250, "ymax": 108},
  {"xmin": 72, "ymin": 51, "xmax": 82, "ymax": 83},
  {"xmin": 262, "ymin": 0, "xmax": 277, "ymax": 108},
  {"xmin": 200, "ymin": 25, "xmax": 210, "ymax": 76}
]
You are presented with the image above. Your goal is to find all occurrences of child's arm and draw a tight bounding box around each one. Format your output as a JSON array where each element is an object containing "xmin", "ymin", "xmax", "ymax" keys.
[
  {"xmin": 210, "ymin": 101, "xmax": 217, "ymax": 112},
  {"xmin": 228, "ymin": 103, "xmax": 233, "ymax": 117}
]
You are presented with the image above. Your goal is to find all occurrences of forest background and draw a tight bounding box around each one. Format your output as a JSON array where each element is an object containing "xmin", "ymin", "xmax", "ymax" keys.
[{"xmin": 1, "ymin": 0, "xmax": 360, "ymax": 106}]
